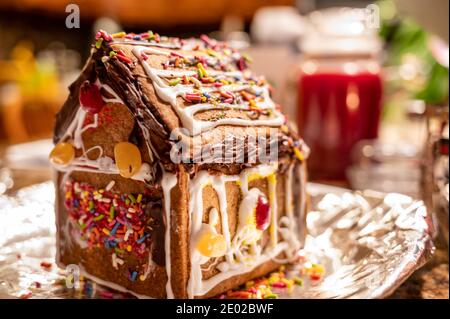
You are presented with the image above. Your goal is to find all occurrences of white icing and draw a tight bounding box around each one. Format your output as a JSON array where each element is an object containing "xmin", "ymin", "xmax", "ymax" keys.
[
  {"xmin": 237, "ymin": 187, "xmax": 265, "ymax": 243},
  {"xmin": 132, "ymin": 46, "xmax": 285, "ymax": 137},
  {"xmin": 63, "ymin": 78, "xmax": 118, "ymax": 151},
  {"xmin": 105, "ymin": 180, "xmax": 115, "ymax": 191},
  {"xmin": 58, "ymin": 262, "xmax": 154, "ymax": 299},
  {"xmin": 210, "ymin": 176, "xmax": 232, "ymax": 263},
  {"xmin": 99, "ymin": 83, "xmax": 124, "ymax": 104},
  {"xmin": 209, "ymin": 208, "xmax": 219, "ymax": 226},
  {"xmin": 161, "ymin": 170, "xmax": 178, "ymax": 299},
  {"xmin": 113, "ymin": 39, "xmax": 181, "ymax": 49},
  {"xmin": 201, "ymin": 241, "xmax": 288, "ymax": 292},
  {"xmin": 112, "ymin": 253, "xmax": 124, "ymax": 269},
  {"xmin": 130, "ymin": 162, "xmax": 153, "ymax": 182},
  {"xmin": 62, "ymin": 107, "xmax": 88, "ymax": 149}
]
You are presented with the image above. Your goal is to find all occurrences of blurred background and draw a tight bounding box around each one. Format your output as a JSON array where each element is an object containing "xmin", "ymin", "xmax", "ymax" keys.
[
  {"xmin": 0, "ymin": 0, "xmax": 448, "ymax": 200},
  {"xmin": 0, "ymin": 0, "xmax": 448, "ymax": 298}
]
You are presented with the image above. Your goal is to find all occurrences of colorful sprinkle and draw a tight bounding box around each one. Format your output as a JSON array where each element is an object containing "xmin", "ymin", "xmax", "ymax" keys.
[
  {"xmin": 169, "ymin": 78, "xmax": 181, "ymax": 86},
  {"xmin": 293, "ymin": 147, "xmax": 305, "ymax": 161},
  {"xmin": 197, "ymin": 62, "xmax": 208, "ymax": 78},
  {"xmin": 112, "ymin": 32, "xmax": 126, "ymax": 38},
  {"xmin": 95, "ymin": 38, "xmax": 103, "ymax": 49},
  {"xmin": 64, "ymin": 180, "xmax": 154, "ymax": 260},
  {"xmin": 20, "ymin": 292, "xmax": 33, "ymax": 299}
]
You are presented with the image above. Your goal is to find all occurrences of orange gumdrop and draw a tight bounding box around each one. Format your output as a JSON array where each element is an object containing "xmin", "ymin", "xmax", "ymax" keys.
[
  {"xmin": 196, "ymin": 231, "xmax": 227, "ymax": 258},
  {"xmin": 114, "ymin": 142, "xmax": 142, "ymax": 178},
  {"xmin": 49, "ymin": 142, "xmax": 75, "ymax": 166}
]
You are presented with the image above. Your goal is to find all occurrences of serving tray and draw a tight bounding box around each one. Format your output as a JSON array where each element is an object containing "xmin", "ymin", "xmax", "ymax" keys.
[{"xmin": 0, "ymin": 182, "xmax": 434, "ymax": 299}]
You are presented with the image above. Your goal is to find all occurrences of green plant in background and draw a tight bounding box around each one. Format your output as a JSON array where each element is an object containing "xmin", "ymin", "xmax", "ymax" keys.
[
  {"xmin": 378, "ymin": 0, "xmax": 449, "ymax": 106},
  {"xmin": 416, "ymin": 59, "xmax": 449, "ymax": 105}
]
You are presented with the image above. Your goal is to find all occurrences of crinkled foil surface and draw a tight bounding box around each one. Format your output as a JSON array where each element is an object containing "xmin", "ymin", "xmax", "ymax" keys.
[{"xmin": 0, "ymin": 182, "xmax": 434, "ymax": 299}]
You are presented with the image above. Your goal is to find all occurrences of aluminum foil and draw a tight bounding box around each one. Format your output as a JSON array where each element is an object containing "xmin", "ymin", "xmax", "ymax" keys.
[{"xmin": 0, "ymin": 182, "xmax": 434, "ymax": 299}]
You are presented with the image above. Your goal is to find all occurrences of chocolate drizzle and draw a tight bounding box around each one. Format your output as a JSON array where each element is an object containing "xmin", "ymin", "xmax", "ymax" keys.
[{"xmin": 99, "ymin": 55, "xmax": 174, "ymax": 161}]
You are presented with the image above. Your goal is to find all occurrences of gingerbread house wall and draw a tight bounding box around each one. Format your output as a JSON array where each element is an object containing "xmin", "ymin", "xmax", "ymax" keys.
[{"xmin": 54, "ymin": 100, "xmax": 179, "ymax": 298}]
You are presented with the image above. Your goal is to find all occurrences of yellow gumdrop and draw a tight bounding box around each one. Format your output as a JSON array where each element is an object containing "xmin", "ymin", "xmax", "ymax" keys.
[
  {"xmin": 245, "ymin": 211, "xmax": 256, "ymax": 227},
  {"xmin": 49, "ymin": 142, "xmax": 75, "ymax": 166},
  {"xmin": 196, "ymin": 231, "xmax": 227, "ymax": 258},
  {"xmin": 114, "ymin": 142, "xmax": 142, "ymax": 178}
]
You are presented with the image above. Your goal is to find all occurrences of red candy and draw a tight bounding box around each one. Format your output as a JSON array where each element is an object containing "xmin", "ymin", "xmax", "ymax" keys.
[
  {"xmin": 95, "ymin": 30, "xmax": 112, "ymax": 42},
  {"xmin": 79, "ymin": 81, "xmax": 104, "ymax": 114},
  {"xmin": 255, "ymin": 195, "xmax": 270, "ymax": 230},
  {"xmin": 40, "ymin": 261, "xmax": 52, "ymax": 269},
  {"xmin": 237, "ymin": 57, "xmax": 247, "ymax": 71}
]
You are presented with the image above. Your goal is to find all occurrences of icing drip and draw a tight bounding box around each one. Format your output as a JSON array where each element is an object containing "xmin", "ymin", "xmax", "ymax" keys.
[
  {"xmin": 62, "ymin": 107, "xmax": 88, "ymax": 150},
  {"xmin": 187, "ymin": 171, "xmax": 209, "ymax": 298},
  {"xmin": 268, "ymin": 174, "xmax": 278, "ymax": 247},
  {"xmin": 63, "ymin": 80, "xmax": 121, "ymax": 150},
  {"xmin": 113, "ymin": 39, "xmax": 181, "ymax": 49},
  {"xmin": 161, "ymin": 170, "xmax": 177, "ymax": 299},
  {"xmin": 99, "ymin": 84, "xmax": 124, "ymax": 104},
  {"xmin": 273, "ymin": 163, "xmax": 301, "ymax": 263},
  {"xmin": 210, "ymin": 177, "xmax": 232, "ymax": 264},
  {"xmin": 132, "ymin": 46, "xmax": 285, "ymax": 136}
]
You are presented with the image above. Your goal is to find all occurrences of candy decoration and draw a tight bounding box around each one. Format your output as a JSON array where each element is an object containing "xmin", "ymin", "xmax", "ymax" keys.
[
  {"xmin": 114, "ymin": 142, "xmax": 142, "ymax": 178},
  {"xmin": 255, "ymin": 195, "xmax": 270, "ymax": 231},
  {"xmin": 196, "ymin": 227, "xmax": 227, "ymax": 258},
  {"xmin": 49, "ymin": 142, "xmax": 75, "ymax": 166},
  {"xmin": 95, "ymin": 30, "xmax": 112, "ymax": 42},
  {"xmin": 293, "ymin": 147, "xmax": 305, "ymax": 161},
  {"xmin": 185, "ymin": 93, "xmax": 202, "ymax": 103},
  {"xmin": 112, "ymin": 31, "xmax": 126, "ymax": 38},
  {"xmin": 64, "ymin": 180, "xmax": 159, "ymax": 282},
  {"xmin": 79, "ymin": 81, "xmax": 104, "ymax": 114},
  {"xmin": 116, "ymin": 50, "xmax": 132, "ymax": 64}
]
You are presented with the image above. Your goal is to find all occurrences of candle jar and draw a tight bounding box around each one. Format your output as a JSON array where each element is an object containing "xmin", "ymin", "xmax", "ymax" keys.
[{"xmin": 296, "ymin": 8, "xmax": 383, "ymax": 181}]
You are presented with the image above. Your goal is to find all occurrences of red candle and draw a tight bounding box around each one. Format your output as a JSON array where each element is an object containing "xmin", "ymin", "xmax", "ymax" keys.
[{"xmin": 298, "ymin": 63, "xmax": 383, "ymax": 180}]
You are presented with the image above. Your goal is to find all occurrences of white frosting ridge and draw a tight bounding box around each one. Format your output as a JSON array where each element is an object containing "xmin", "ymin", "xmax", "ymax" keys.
[
  {"xmin": 161, "ymin": 170, "xmax": 178, "ymax": 299},
  {"xmin": 131, "ymin": 46, "xmax": 285, "ymax": 137}
]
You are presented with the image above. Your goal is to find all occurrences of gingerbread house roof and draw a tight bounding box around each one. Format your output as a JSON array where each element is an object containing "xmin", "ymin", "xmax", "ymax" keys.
[{"xmin": 54, "ymin": 30, "xmax": 308, "ymax": 165}]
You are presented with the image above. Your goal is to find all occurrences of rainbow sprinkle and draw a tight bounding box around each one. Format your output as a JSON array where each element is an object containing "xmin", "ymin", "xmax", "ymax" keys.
[{"xmin": 64, "ymin": 180, "xmax": 158, "ymax": 280}]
